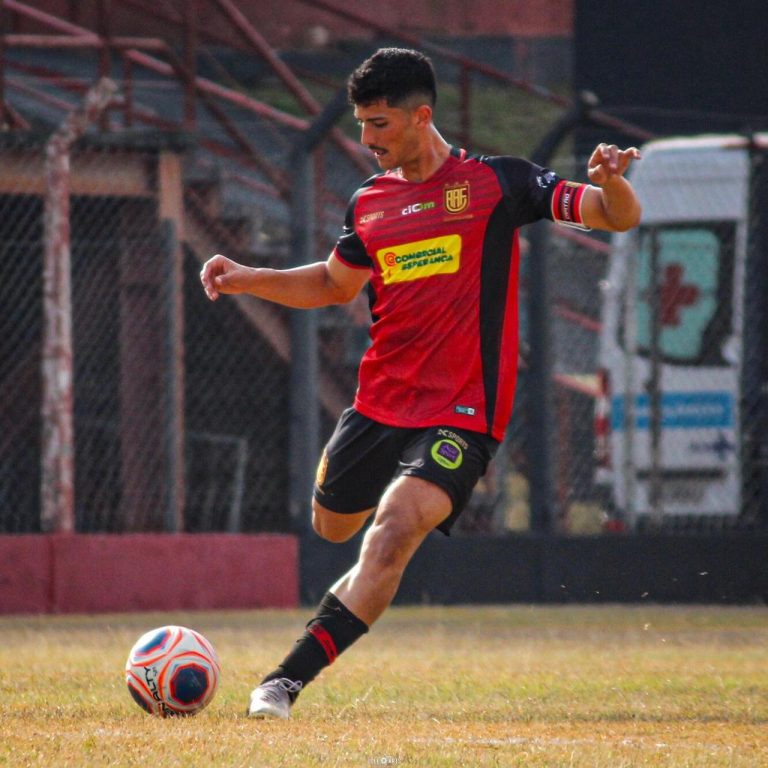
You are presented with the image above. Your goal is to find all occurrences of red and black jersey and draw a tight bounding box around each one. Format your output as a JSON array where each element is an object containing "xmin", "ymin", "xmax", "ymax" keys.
[{"xmin": 333, "ymin": 147, "xmax": 588, "ymax": 441}]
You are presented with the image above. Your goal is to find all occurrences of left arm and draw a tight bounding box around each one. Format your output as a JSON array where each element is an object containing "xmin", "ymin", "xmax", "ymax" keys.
[{"xmin": 580, "ymin": 143, "xmax": 642, "ymax": 232}]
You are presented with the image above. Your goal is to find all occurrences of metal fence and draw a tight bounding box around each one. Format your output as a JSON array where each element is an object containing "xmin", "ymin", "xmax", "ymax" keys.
[
  {"xmin": 0, "ymin": 134, "xmax": 300, "ymax": 534},
  {"xmin": 1, "ymin": 0, "xmax": 766, "ymax": 540},
  {"xmin": 2, "ymin": 135, "xmax": 765, "ymax": 536},
  {"xmin": 539, "ymin": 145, "xmax": 768, "ymax": 535}
]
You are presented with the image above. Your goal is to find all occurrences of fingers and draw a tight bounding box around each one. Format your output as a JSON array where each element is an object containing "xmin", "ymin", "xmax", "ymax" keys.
[
  {"xmin": 616, "ymin": 146, "xmax": 642, "ymax": 171},
  {"xmin": 588, "ymin": 143, "xmax": 641, "ymax": 185},
  {"xmin": 599, "ymin": 142, "xmax": 620, "ymax": 171},
  {"xmin": 200, "ymin": 254, "xmax": 227, "ymax": 301}
]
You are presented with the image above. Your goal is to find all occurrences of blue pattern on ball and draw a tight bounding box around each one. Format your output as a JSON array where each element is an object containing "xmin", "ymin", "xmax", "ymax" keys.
[
  {"xmin": 127, "ymin": 682, "xmax": 153, "ymax": 713},
  {"xmin": 135, "ymin": 628, "xmax": 171, "ymax": 656},
  {"xmin": 170, "ymin": 664, "xmax": 209, "ymax": 704}
]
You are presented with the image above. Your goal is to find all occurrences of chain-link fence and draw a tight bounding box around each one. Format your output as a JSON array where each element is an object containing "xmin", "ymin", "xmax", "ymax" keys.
[
  {"xmin": 0, "ymin": 135, "xmax": 302, "ymax": 534},
  {"xmin": 518, "ymin": 142, "xmax": 768, "ymax": 536},
  {"xmin": 3, "ymin": 135, "xmax": 765, "ymax": 537},
  {"xmin": 449, "ymin": 142, "xmax": 768, "ymax": 537},
  {"xmin": 0, "ymin": 139, "xmax": 43, "ymax": 534},
  {"xmin": 2, "ymin": 29, "xmax": 765, "ymax": 539}
]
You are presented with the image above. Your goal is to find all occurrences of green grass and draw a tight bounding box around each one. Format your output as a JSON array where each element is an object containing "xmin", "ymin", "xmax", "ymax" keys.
[{"xmin": 1, "ymin": 605, "xmax": 767, "ymax": 766}]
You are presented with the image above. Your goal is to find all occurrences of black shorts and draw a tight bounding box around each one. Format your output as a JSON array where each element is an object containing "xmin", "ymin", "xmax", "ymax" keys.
[{"xmin": 313, "ymin": 408, "xmax": 499, "ymax": 535}]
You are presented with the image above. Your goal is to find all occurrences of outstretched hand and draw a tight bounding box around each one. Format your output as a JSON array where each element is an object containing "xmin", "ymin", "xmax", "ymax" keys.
[
  {"xmin": 587, "ymin": 143, "xmax": 641, "ymax": 186},
  {"xmin": 200, "ymin": 254, "xmax": 249, "ymax": 301}
]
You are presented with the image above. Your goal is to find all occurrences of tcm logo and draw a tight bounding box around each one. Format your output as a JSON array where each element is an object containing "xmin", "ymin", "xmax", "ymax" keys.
[
  {"xmin": 376, "ymin": 234, "xmax": 462, "ymax": 284},
  {"xmin": 402, "ymin": 200, "xmax": 436, "ymax": 216}
]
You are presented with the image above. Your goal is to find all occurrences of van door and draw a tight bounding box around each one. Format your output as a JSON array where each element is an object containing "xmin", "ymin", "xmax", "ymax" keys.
[{"xmin": 611, "ymin": 220, "xmax": 740, "ymax": 522}]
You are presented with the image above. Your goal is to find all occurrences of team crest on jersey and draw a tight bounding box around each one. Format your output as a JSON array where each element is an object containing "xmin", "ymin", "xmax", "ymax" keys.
[{"xmin": 443, "ymin": 181, "xmax": 470, "ymax": 214}]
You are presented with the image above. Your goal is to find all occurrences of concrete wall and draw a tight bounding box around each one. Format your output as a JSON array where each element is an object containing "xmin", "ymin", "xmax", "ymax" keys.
[
  {"xmin": 302, "ymin": 533, "xmax": 768, "ymax": 606},
  {"xmin": 3, "ymin": 531, "xmax": 766, "ymax": 614},
  {"xmin": 0, "ymin": 534, "xmax": 298, "ymax": 614}
]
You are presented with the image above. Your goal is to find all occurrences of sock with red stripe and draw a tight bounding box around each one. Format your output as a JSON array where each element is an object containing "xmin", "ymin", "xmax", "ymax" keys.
[{"xmin": 260, "ymin": 592, "xmax": 369, "ymax": 701}]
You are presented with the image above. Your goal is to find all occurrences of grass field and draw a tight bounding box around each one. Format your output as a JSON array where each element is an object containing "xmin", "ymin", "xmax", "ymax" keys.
[{"xmin": 1, "ymin": 605, "xmax": 767, "ymax": 767}]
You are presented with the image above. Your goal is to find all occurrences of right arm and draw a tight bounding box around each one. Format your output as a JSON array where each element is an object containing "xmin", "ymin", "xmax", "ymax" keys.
[{"xmin": 199, "ymin": 252, "xmax": 369, "ymax": 308}]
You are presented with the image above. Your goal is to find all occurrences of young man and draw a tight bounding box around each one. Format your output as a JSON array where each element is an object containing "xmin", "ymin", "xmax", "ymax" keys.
[{"xmin": 200, "ymin": 47, "xmax": 642, "ymax": 718}]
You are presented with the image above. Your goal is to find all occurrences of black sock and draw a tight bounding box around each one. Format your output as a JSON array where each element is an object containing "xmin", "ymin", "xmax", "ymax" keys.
[{"xmin": 261, "ymin": 592, "xmax": 369, "ymax": 701}]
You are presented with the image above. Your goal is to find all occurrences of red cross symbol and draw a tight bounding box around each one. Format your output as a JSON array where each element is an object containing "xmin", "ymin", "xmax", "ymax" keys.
[{"xmin": 659, "ymin": 264, "xmax": 699, "ymax": 326}]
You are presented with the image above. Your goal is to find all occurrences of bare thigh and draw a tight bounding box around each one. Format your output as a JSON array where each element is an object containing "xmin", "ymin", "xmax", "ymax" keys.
[{"xmin": 312, "ymin": 501, "xmax": 374, "ymax": 543}]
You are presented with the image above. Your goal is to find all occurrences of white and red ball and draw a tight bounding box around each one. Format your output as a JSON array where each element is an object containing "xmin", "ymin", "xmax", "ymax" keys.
[{"xmin": 125, "ymin": 625, "xmax": 221, "ymax": 717}]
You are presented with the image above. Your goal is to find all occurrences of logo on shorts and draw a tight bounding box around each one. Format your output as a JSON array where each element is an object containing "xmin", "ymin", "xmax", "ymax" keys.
[
  {"xmin": 315, "ymin": 450, "xmax": 328, "ymax": 487},
  {"xmin": 430, "ymin": 439, "xmax": 464, "ymax": 470}
]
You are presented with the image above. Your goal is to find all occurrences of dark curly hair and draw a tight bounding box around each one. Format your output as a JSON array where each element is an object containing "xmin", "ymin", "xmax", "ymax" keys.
[{"xmin": 347, "ymin": 48, "xmax": 437, "ymax": 108}]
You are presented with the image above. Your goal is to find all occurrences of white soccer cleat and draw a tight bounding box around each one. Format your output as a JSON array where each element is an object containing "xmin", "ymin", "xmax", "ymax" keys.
[{"xmin": 247, "ymin": 678, "xmax": 303, "ymax": 719}]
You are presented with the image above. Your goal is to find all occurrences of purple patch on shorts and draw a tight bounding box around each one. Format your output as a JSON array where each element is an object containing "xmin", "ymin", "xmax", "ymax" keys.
[{"xmin": 437, "ymin": 442, "xmax": 460, "ymax": 462}]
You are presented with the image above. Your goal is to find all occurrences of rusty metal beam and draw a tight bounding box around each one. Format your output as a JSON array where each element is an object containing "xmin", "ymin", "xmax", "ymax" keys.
[
  {"xmin": 211, "ymin": 0, "xmax": 372, "ymax": 176},
  {"xmin": 123, "ymin": 48, "xmax": 308, "ymax": 131},
  {"xmin": 3, "ymin": 0, "xmax": 99, "ymax": 39},
  {"xmin": 3, "ymin": 33, "xmax": 167, "ymax": 50},
  {"xmin": 294, "ymin": 0, "xmax": 655, "ymax": 142},
  {"xmin": 2, "ymin": 0, "xmax": 317, "ymax": 136},
  {"xmin": 41, "ymin": 77, "xmax": 118, "ymax": 534},
  {"xmin": 157, "ymin": 151, "xmax": 186, "ymax": 532},
  {"xmin": 0, "ymin": 149, "xmax": 151, "ymax": 196}
]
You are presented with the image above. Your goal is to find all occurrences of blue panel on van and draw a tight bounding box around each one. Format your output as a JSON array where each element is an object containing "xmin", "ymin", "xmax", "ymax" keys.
[{"xmin": 611, "ymin": 392, "xmax": 734, "ymax": 430}]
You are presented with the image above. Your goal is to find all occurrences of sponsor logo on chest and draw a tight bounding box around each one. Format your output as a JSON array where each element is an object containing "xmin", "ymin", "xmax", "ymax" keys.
[
  {"xmin": 358, "ymin": 210, "xmax": 384, "ymax": 225},
  {"xmin": 402, "ymin": 200, "xmax": 436, "ymax": 216},
  {"xmin": 376, "ymin": 234, "xmax": 462, "ymax": 284}
]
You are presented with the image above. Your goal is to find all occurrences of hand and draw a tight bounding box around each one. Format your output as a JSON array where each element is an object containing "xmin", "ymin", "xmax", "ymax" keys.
[
  {"xmin": 587, "ymin": 143, "xmax": 641, "ymax": 186},
  {"xmin": 199, "ymin": 253, "xmax": 249, "ymax": 301}
]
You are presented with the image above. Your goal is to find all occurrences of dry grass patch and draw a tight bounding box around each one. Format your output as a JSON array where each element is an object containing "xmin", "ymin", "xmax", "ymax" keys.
[{"xmin": 1, "ymin": 605, "xmax": 766, "ymax": 766}]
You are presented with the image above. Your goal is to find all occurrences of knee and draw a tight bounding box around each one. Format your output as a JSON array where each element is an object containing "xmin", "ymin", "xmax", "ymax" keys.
[
  {"xmin": 355, "ymin": 478, "xmax": 450, "ymax": 578},
  {"xmin": 312, "ymin": 500, "xmax": 369, "ymax": 543},
  {"xmin": 361, "ymin": 515, "xmax": 417, "ymax": 574}
]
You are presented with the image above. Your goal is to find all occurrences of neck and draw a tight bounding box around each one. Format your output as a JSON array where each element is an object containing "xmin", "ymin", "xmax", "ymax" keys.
[{"xmin": 399, "ymin": 127, "xmax": 452, "ymax": 182}]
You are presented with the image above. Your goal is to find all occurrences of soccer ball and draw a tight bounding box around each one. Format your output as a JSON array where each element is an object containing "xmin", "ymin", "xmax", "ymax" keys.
[{"xmin": 125, "ymin": 625, "xmax": 221, "ymax": 717}]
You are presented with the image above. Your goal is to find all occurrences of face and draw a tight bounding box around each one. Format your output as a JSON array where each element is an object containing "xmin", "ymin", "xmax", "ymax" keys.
[{"xmin": 353, "ymin": 100, "xmax": 423, "ymax": 172}]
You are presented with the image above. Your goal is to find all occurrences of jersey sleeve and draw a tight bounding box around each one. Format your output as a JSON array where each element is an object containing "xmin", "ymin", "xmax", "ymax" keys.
[
  {"xmin": 332, "ymin": 185, "xmax": 374, "ymax": 269},
  {"xmin": 481, "ymin": 156, "xmax": 591, "ymax": 231}
]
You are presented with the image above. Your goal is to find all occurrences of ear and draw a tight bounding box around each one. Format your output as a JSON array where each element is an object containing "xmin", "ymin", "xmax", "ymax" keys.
[{"xmin": 413, "ymin": 103, "xmax": 433, "ymax": 128}]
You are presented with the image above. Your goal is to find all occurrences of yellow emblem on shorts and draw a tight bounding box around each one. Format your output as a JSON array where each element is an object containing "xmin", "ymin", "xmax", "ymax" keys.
[
  {"xmin": 315, "ymin": 451, "xmax": 328, "ymax": 487},
  {"xmin": 444, "ymin": 181, "xmax": 470, "ymax": 214},
  {"xmin": 431, "ymin": 439, "xmax": 464, "ymax": 470}
]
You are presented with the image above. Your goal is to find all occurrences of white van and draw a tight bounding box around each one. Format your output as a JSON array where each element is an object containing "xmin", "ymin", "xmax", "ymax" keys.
[{"xmin": 594, "ymin": 134, "xmax": 766, "ymax": 526}]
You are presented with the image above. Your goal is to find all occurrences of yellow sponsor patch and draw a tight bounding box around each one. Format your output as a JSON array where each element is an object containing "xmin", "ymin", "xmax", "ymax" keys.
[
  {"xmin": 315, "ymin": 450, "xmax": 328, "ymax": 487},
  {"xmin": 376, "ymin": 235, "xmax": 461, "ymax": 284}
]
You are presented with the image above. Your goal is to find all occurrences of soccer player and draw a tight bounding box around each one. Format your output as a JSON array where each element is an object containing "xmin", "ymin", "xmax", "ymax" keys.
[{"xmin": 199, "ymin": 47, "xmax": 642, "ymax": 718}]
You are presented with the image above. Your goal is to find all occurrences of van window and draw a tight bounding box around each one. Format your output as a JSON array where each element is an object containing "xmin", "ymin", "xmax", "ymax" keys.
[{"xmin": 619, "ymin": 223, "xmax": 735, "ymax": 366}]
